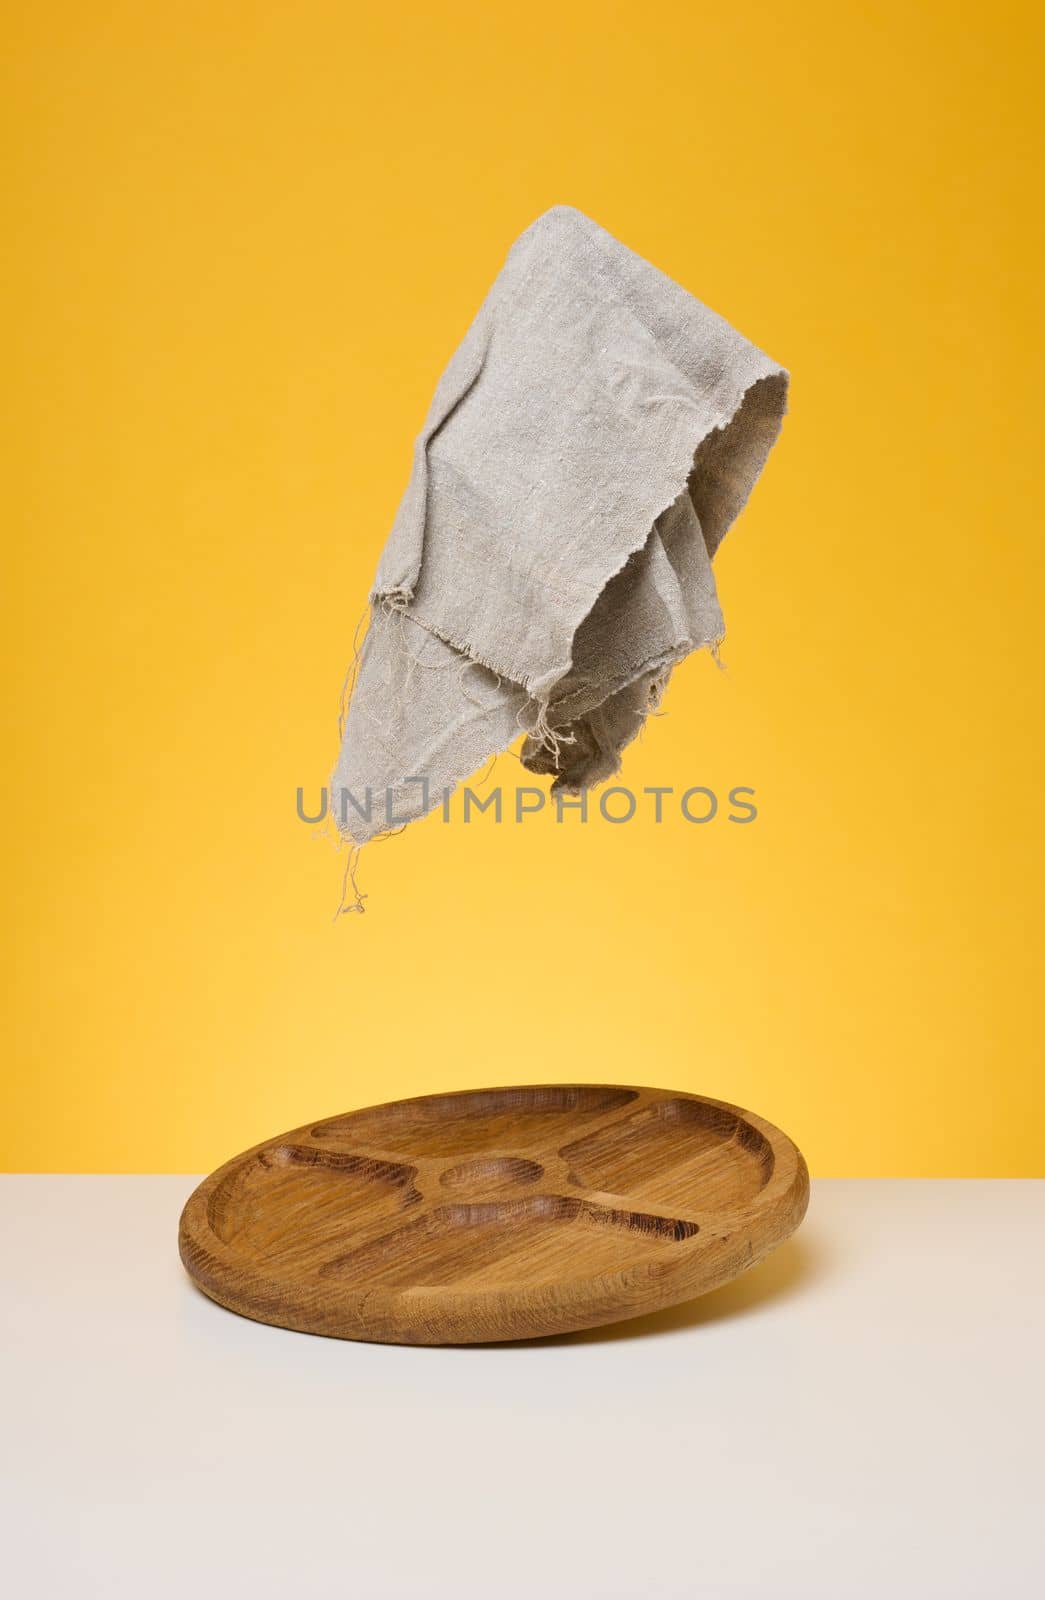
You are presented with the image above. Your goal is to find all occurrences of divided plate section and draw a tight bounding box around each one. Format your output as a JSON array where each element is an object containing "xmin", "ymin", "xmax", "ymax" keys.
[
  {"xmin": 440, "ymin": 1156, "xmax": 545, "ymax": 1195},
  {"xmin": 321, "ymin": 1195, "xmax": 699, "ymax": 1290},
  {"xmin": 311, "ymin": 1085, "xmax": 637, "ymax": 1157},
  {"xmin": 207, "ymin": 1145, "xmax": 423, "ymax": 1273},
  {"xmin": 562, "ymin": 1097, "xmax": 775, "ymax": 1214}
]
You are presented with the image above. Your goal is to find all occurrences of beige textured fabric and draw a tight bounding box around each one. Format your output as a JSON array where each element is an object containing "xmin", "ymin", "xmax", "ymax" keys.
[{"xmin": 333, "ymin": 206, "xmax": 787, "ymax": 842}]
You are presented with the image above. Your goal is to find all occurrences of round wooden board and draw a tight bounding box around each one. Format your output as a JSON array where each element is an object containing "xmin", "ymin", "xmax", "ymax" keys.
[{"xmin": 179, "ymin": 1085, "xmax": 809, "ymax": 1345}]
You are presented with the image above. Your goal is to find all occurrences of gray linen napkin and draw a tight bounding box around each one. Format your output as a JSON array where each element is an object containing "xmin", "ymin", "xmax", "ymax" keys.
[{"xmin": 333, "ymin": 206, "xmax": 787, "ymax": 844}]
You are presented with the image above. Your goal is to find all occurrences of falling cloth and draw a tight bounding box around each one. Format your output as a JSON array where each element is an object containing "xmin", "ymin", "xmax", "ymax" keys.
[{"xmin": 333, "ymin": 206, "xmax": 788, "ymax": 843}]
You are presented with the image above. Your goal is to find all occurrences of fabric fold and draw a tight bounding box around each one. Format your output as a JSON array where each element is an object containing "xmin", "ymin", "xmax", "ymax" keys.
[{"xmin": 333, "ymin": 206, "xmax": 788, "ymax": 842}]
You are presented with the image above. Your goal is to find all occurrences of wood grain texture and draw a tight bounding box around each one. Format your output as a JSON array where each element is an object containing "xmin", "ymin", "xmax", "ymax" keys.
[{"xmin": 179, "ymin": 1084, "xmax": 809, "ymax": 1344}]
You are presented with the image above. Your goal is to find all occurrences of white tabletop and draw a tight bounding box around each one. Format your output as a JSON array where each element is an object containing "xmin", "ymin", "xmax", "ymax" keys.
[{"xmin": 1, "ymin": 1177, "xmax": 1042, "ymax": 1597}]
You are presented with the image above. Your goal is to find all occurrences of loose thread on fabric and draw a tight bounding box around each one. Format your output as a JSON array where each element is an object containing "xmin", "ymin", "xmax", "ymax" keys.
[{"xmin": 333, "ymin": 844, "xmax": 367, "ymax": 919}]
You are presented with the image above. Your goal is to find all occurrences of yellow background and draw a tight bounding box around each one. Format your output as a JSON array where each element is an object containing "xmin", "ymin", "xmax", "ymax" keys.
[{"xmin": 4, "ymin": 1, "xmax": 1042, "ymax": 1174}]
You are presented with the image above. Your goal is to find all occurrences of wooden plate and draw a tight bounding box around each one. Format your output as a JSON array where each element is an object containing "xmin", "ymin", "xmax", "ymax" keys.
[{"xmin": 179, "ymin": 1084, "xmax": 809, "ymax": 1344}]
